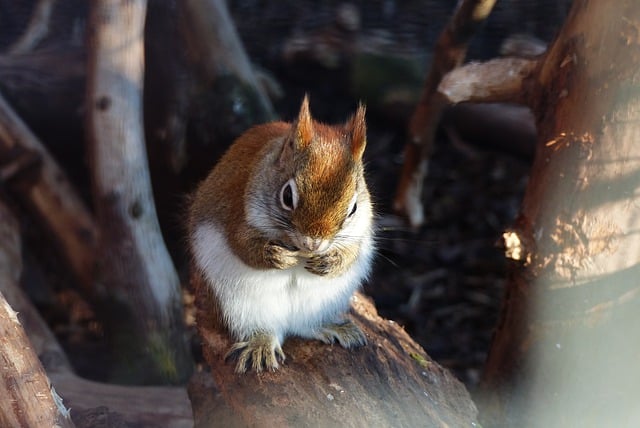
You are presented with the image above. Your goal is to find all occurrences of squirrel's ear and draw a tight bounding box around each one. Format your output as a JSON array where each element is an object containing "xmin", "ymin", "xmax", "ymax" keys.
[
  {"xmin": 347, "ymin": 103, "xmax": 367, "ymax": 160},
  {"xmin": 293, "ymin": 95, "xmax": 314, "ymax": 149},
  {"xmin": 278, "ymin": 96, "xmax": 313, "ymax": 166}
]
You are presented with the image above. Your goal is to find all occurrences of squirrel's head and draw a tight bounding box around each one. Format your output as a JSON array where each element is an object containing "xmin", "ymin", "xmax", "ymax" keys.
[{"xmin": 263, "ymin": 95, "xmax": 370, "ymax": 254}]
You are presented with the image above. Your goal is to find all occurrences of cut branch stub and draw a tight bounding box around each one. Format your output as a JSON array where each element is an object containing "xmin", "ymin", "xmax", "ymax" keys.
[{"xmin": 439, "ymin": 58, "xmax": 538, "ymax": 105}]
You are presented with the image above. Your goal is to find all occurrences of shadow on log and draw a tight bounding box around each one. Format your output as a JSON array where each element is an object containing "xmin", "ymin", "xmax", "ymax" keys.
[{"xmin": 191, "ymin": 272, "xmax": 478, "ymax": 427}]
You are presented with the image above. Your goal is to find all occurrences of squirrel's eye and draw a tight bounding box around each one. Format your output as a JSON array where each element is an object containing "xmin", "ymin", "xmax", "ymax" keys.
[
  {"xmin": 347, "ymin": 195, "xmax": 358, "ymax": 218},
  {"xmin": 280, "ymin": 178, "xmax": 298, "ymax": 211},
  {"xmin": 348, "ymin": 202, "xmax": 357, "ymax": 218}
]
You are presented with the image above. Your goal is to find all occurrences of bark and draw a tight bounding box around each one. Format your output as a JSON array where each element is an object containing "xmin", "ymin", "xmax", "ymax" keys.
[
  {"xmin": 0, "ymin": 90, "xmax": 97, "ymax": 293},
  {"xmin": 480, "ymin": 0, "xmax": 640, "ymax": 426},
  {"xmin": 393, "ymin": 0, "xmax": 497, "ymax": 227},
  {"xmin": 191, "ymin": 273, "xmax": 478, "ymax": 427},
  {"xmin": 0, "ymin": 295, "xmax": 74, "ymax": 428},
  {"xmin": 0, "ymin": 199, "xmax": 75, "ymax": 428},
  {"xmin": 86, "ymin": 0, "xmax": 191, "ymax": 384}
]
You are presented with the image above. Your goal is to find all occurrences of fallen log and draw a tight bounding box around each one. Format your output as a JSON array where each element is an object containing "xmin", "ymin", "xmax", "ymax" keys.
[
  {"xmin": 0, "ymin": 199, "xmax": 74, "ymax": 428},
  {"xmin": 191, "ymin": 272, "xmax": 478, "ymax": 427}
]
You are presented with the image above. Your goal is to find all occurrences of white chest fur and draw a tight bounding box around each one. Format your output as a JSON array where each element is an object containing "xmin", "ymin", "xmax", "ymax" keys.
[{"xmin": 191, "ymin": 222, "xmax": 374, "ymax": 343}]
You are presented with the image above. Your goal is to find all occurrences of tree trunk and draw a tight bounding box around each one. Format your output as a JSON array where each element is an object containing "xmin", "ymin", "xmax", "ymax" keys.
[
  {"xmin": 86, "ymin": 0, "xmax": 191, "ymax": 384},
  {"xmin": 190, "ymin": 273, "xmax": 478, "ymax": 427},
  {"xmin": 480, "ymin": 0, "xmax": 640, "ymax": 426}
]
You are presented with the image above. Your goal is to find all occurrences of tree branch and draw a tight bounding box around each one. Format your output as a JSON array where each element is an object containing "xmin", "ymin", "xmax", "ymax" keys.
[
  {"xmin": 179, "ymin": 0, "xmax": 274, "ymax": 119},
  {"xmin": 7, "ymin": 0, "xmax": 57, "ymax": 55},
  {"xmin": 0, "ymin": 91, "xmax": 97, "ymax": 293},
  {"xmin": 481, "ymin": 1, "xmax": 640, "ymax": 425},
  {"xmin": 393, "ymin": 0, "xmax": 497, "ymax": 227}
]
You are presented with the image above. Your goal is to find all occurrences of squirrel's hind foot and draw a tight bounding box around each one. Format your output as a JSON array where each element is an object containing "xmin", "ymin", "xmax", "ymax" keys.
[
  {"xmin": 225, "ymin": 332, "xmax": 285, "ymax": 373},
  {"xmin": 316, "ymin": 320, "xmax": 367, "ymax": 348}
]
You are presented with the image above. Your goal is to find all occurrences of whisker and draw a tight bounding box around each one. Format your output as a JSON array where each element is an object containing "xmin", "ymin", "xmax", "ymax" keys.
[
  {"xmin": 372, "ymin": 236, "xmax": 439, "ymax": 246},
  {"xmin": 373, "ymin": 252, "xmax": 400, "ymax": 269}
]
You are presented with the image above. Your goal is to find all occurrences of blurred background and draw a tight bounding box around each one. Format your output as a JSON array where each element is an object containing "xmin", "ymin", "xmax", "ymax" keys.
[{"xmin": 0, "ymin": 0, "xmax": 571, "ymax": 391}]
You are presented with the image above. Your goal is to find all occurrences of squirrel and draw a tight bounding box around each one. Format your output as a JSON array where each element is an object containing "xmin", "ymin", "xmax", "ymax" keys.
[{"xmin": 188, "ymin": 96, "xmax": 375, "ymax": 373}]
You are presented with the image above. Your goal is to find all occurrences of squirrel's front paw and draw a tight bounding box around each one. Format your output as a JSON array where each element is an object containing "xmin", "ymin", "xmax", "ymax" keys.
[
  {"xmin": 225, "ymin": 332, "xmax": 285, "ymax": 374},
  {"xmin": 305, "ymin": 249, "xmax": 343, "ymax": 276},
  {"xmin": 264, "ymin": 241, "xmax": 299, "ymax": 270}
]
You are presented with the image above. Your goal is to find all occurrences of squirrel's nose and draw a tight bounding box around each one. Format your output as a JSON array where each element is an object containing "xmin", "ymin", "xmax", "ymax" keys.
[{"xmin": 301, "ymin": 236, "xmax": 328, "ymax": 252}]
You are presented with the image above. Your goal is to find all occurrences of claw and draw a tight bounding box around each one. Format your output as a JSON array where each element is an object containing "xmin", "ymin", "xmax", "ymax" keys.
[
  {"xmin": 225, "ymin": 332, "xmax": 285, "ymax": 373},
  {"xmin": 316, "ymin": 320, "xmax": 367, "ymax": 348},
  {"xmin": 304, "ymin": 249, "xmax": 344, "ymax": 277}
]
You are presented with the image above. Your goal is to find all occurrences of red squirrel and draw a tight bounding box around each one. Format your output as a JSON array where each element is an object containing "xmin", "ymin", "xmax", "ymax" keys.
[{"xmin": 189, "ymin": 96, "xmax": 374, "ymax": 373}]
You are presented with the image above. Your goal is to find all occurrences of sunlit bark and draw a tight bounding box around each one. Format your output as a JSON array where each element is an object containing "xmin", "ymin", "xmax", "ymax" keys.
[{"xmin": 481, "ymin": 1, "xmax": 640, "ymax": 426}]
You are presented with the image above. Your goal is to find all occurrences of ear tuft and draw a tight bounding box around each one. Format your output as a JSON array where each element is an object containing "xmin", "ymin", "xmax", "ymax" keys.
[
  {"xmin": 347, "ymin": 103, "xmax": 367, "ymax": 160},
  {"xmin": 293, "ymin": 95, "xmax": 314, "ymax": 149}
]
